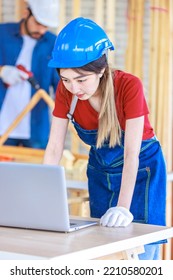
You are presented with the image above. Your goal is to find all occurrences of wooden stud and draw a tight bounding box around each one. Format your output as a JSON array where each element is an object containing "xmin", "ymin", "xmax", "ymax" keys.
[
  {"xmin": 148, "ymin": 0, "xmax": 160, "ymax": 127},
  {"xmin": 94, "ymin": 0, "xmax": 104, "ymax": 26},
  {"xmin": 125, "ymin": 0, "xmax": 136, "ymax": 73},
  {"xmin": 105, "ymin": 0, "xmax": 116, "ymax": 66},
  {"xmin": 58, "ymin": 0, "xmax": 66, "ymax": 31},
  {"xmin": 0, "ymin": 0, "xmax": 2, "ymax": 22},
  {"xmin": 72, "ymin": 0, "xmax": 80, "ymax": 18},
  {"xmin": 133, "ymin": 0, "xmax": 144, "ymax": 79},
  {"xmin": 15, "ymin": 0, "xmax": 25, "ymax": 21},
  {"xmin": 0, "ymin": 89, "xmax": 89, "ymax": 153}
]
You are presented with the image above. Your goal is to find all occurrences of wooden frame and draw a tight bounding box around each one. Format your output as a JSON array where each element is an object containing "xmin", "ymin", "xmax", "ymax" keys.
[{"xmin": 0, "ymin": 89, "xmax": 89, "ymax": 153}]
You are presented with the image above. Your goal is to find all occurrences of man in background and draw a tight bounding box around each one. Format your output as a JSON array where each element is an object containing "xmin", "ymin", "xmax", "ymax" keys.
[{"xmin": 0, "ymin": 0, "xmax": 59, "ymax": 149}]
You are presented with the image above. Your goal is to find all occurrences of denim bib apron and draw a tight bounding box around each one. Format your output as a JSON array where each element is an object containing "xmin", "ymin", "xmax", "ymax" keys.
[
  {"xmin": 68, "ymin": 103, "xmax": 167, "ymax": 244},
  {"xmin": 72, "ymin": 120, "xmax": 166, "ymax": 223}
]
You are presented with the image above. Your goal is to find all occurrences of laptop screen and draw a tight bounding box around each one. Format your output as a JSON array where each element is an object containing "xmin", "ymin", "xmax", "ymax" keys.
[{"xmin": 0, "ymin": 162, "xmax": 71, "ymax": 231}]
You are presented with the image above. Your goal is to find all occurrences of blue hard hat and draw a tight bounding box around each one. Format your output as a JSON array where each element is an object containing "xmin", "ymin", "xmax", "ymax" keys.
[{"xmin": 48, "ymin": 17, "xmax": 114, "ymax": 68}]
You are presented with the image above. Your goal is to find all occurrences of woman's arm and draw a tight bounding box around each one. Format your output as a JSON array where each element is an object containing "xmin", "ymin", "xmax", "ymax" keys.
[
  {"xmin": 100, "ymin": 115, "xmax": 144, "ymax": 227},
  {"xmin": 43, "ymin": 116, "xmax": 69, "ymax": 165},
  {"xmin": 117, "ymin": 115, "xmax": 144, "ymax": 209}
]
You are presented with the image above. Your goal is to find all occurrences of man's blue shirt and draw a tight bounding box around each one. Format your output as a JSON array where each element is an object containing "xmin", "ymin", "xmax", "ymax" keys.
[{"xmin": 0, "ymin": 21, "xmax": 59, "ymax": 148}]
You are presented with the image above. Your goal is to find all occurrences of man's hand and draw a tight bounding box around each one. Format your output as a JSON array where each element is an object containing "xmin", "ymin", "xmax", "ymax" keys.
[
  {"xmin": 0, "ymin": 65, "xmax": 29, "ymax": 86},
  {"xmin": 100, "ymin": 206, "xmax": 133, "ymax": 227}
]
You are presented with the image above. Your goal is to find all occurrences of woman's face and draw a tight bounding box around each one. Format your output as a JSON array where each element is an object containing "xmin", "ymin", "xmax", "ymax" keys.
[{"xmin": 59, "ymin": 68, "xmax": 102, "ymax": 100}]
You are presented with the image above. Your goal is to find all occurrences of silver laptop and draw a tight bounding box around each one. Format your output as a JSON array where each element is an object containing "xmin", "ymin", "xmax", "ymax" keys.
[{"xmin": 0, "ymin": 161, "xmax": 97, "ymax": 232}]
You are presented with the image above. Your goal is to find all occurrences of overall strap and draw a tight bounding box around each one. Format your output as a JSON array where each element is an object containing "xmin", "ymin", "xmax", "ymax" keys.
[{"xmin": 67, "ymin": 95, "xmax": 78, "ymax": 120}]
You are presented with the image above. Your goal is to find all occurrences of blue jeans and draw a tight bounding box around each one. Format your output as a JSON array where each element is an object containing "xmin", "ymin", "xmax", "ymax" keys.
[{"xmin": 138, "ymin": 244, "xmax": 160, "ymax": 260}]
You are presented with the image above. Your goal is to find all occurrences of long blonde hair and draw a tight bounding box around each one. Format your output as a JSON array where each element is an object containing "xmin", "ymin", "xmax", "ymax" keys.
[{"xmin": 98, "ymin": 65, "xmax": 121, "ymax": 148}]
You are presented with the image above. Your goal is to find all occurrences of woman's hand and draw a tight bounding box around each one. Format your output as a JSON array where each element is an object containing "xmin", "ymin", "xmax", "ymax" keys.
[{"xmin": 100, "ymin": 206, "xmax": 133, "ymax": 227}]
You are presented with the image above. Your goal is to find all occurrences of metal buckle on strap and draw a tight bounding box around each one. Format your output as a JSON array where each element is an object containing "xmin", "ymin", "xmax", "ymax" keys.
[{"xmin": 67, "ymin": 113, "xmax": 73, "ymax": 120}]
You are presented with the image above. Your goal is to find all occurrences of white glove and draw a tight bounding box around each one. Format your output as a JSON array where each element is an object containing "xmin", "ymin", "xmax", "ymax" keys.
[
  {"xmin": 0, "ymin": 65, "xmax": 29, "ymax": 86},
  {"xmin": 100, "ymin": 206, "xmax": 133, "ymax": 227}
]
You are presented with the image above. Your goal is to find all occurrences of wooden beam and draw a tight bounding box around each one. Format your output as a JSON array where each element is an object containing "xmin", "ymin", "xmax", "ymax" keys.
[
  {"xmin": 125, "ymin": 0, "xmax": 136, "ymax": 73},
  {"xmin": 58, "ymin": 0, "xmax": 66, "ymax": 31},
  {"xmin": 133, "ymin": 0, "xmax": 144, "ymax": 79},
  {"xmin": 72, "ymin": 0, "xmax": 81, "ymax": 18},
  {"xmin": 94, "ymin": 0, "xmax": 104, "ymax": 26},
  {"xmin": 125, "ymin": 0, "xmax": 144, "ymax": 79},
  {"xmin": 148, "ymin": 0, "xmax": 160, "ymax": 127},
  {"xmin": 148, "ymin": 0, "xmax": 172, "ymax": 260},
  {"xmin": 105, "ymin": 0, "xmax": 116, "ymax": 66},
  {"xmin": 15, "ymin": 0, "xmax": 25, "ymax": 21},
  {"xmin": 0, "ymin": 0, "xmax": 2, "ymax": 22},
  {"xmin": 0, "ymin": 89, "xmax": 89, "ymax": 152}
]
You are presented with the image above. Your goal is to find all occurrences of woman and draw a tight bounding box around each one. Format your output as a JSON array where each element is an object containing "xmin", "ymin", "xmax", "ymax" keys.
[{"xmin": 44, "ymin": 17, "xmax": 167, "ymax": 260}]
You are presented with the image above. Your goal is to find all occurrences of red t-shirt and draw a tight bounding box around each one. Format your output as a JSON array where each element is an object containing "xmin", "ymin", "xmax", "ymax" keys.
[{"xmin": 53, "ymin": 70, "xmax": 154, "ymax": 140}]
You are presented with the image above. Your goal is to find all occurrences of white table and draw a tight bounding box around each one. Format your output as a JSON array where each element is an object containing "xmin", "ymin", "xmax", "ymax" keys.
[{"xmin": 0, "ymin": 222, "xmax": 173, "ymax": 260}]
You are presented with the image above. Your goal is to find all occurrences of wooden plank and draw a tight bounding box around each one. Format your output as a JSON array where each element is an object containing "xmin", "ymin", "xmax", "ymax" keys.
[
  {"xmin": 170, "ymin": 0, "xmax": 173, "ymax": 261},
  {"xmin": 0, "ymin": 145, "xmax": 44, "ymax": 163},
  {"xmin": 125, "ymin": 0, "xmax": 136, "ymax": 73},
  {"xmin": 15, "ymin": 0, "xmax": 25, "ymax": 21},
  {"xmin": 156, "ymin": 0, "xmax": 167, "ymax": 142},
  {"xmin": 0, "ymin": 89, "xmax": 89, "ymax": 152},
  {"xmin": 162, "ymin": 0, "xmax": 173, "ymax": 260},
  {"xmin": 168, "ymin": 0, "xmax": 173, "ymax": 175},
  {"xmin": 72, "ymin": 0, "xmax": 80, "ymax": 18},
  {"xmin": 0, "ymin": 90, "xmax": 42, "ymax": 146},
  {"xmin": 150, "ymin": 0, "xmax": 173, "ymax": 260},
  {"xmin": 105, "ymin": 0, "xmax": 116, "ymax": 65},
  {"xmin": 58, "ymin": 0, "xmax": 66, "ymax": 31},
  {"xmin": 133, "ymin": 0, "xmax": 144, "ymax": 79},
  {"xmin": 148, "ymin": 0, "xmax": 160, "ymax": 127},
  {"xmin": 0, "ymin": 0, "xmax": 2, "ymax": 22},
  {"xmin": 94, "ymin": 0, "xmax": 104, "ymax": 26}
]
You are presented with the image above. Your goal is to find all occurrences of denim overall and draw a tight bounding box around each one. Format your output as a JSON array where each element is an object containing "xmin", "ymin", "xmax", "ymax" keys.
[
  {"xmin": 72, "ymin": 120, "xmax": 166, "ymax": 222},
  {"xmin": 69, "ymin": 106, "xmax": 167, "ymax": 246}
]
